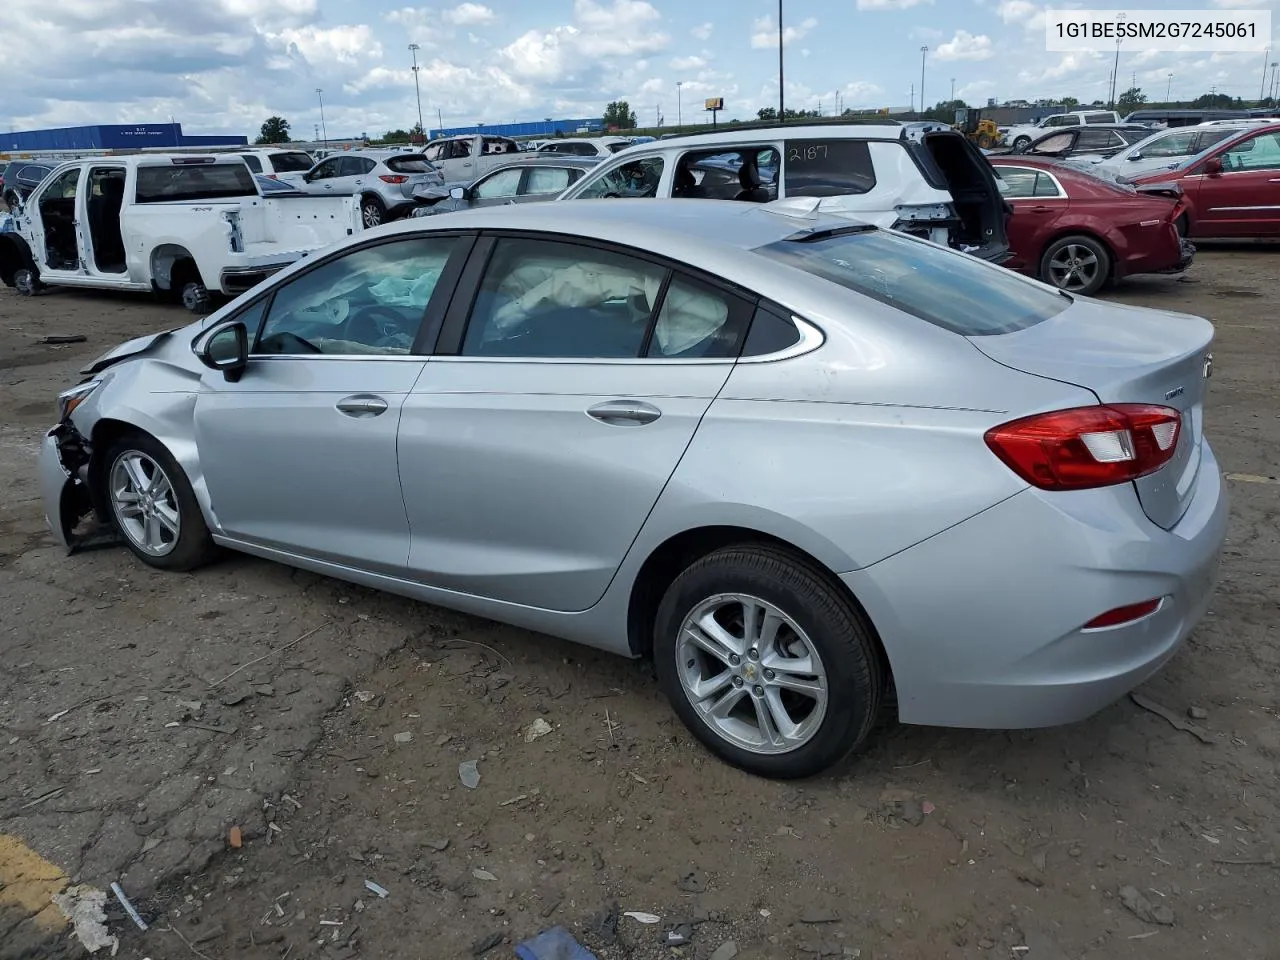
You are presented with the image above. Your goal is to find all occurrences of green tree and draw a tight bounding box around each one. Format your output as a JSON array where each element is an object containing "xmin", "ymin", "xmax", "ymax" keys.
[
  {"xmin": 756, "ymin": 106, "xmax": 820, "ymax": 122},
  {"xmin": 1059, "ymin": 96, "xmax": 1079, "ymax": 108},
  {"xmin": 603, "ymin": 100, "xmax": 638, "ymax": 129},
  {"xmin": 1117, "ymin": 87, "xmax": 1148, "ymax": 110},
  {"xmin": 1191, "ymin": 92, "xmax": 1239, "ymax": 109},
  {"xmin": 381, "ymin": 128, "xmax": 412, "ymax": 142},
  {"xmin": 255, "ymin": 116, "xmax": 291, "ymax": 144}
]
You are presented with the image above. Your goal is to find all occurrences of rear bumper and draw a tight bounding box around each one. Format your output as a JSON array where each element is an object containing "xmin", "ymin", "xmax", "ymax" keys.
[
  {"xmin": 844, "ymin": 442, "xmax": 1228, "ymax": 729},
  {"xmin": 1115, "ymin": 225, "xmax": 1193, "ymax": 279}
]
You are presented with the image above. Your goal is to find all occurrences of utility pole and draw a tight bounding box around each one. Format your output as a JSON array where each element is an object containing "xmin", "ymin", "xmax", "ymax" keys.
[
  {"xmin": 1261, "ymin": 46, "xmax": 1272, "ymax": 102},
  {"xmin": 778, "ymin": 0, "xmax": 785, "ymax": 122},
  {"xmin": 315, "ymin": 88, "xmax": 327, "ymax": 146},
  {"xmin": 677, "ymin": 81, "xmax": 683, "ymax": 127},
  {"xmin": 408, "ymin": 43, "xmax": 425, "ymax": 139},
  {"xmin": 1166, "ymin": 72, "xmax": 1173, "ymax": 104},
  {"xmin": 909, "ymin": 81, "xmax": 914, "ymax": 113},
  {"xmin": 1109, "ymin": 38, "xmax": 1121, "ymax": 109},
  {"xmin": 951, "ymin": 77, "xmax": 956, "ymax": 102},
  {"xmin": 1271, "ymin": 61, "xmax": 1279, "ymax": 102},
  {"xmin": 437, "ymin": 107, "xmax": 444, "ymax": 136},
  {"xmin": 919, "ymin": 46, "xmax": 928, "ymax": 116}
]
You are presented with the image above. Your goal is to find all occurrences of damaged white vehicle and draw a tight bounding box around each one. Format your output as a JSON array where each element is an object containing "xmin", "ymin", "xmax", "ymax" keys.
[
  {"xmin": 555, "ymin": 123, "xmax": 1011, "ymax": 262},
  {"xmin": 0, "ymin": 155, "xmax": 361, "ymax": 313}
]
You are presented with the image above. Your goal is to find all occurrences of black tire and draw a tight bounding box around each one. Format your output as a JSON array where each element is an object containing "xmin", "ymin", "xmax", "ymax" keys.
[
  {"xmin": 361, "ymin": 195, "xmax": 386, "ymax": 228},
  {"xmin": 2, "ymin": 190, "xmax": 18, "ymax": 210},
  {"xmin": 14, "ymin": 267, "xmax": 43, "ymax": 296},
  {"xmin": 1039, "ymin": 234, "xmax": 1110, "ymax": 296},
  {"xmin": 653, "ymin": 544, "xmax": 884, "ymax": 779},
  {"xmin": 1013, "ymin": 135, "xmax": 1031, "ymax": 152},
  {"xmin": 102, "ymin": 431, "xmax": 218, "ymax": 572}
]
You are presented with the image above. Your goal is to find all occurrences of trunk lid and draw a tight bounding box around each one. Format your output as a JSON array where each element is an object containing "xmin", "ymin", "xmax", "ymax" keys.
[{"xmin": 968, "ymin": 296, "xmax": 1214, "ymax": 529}]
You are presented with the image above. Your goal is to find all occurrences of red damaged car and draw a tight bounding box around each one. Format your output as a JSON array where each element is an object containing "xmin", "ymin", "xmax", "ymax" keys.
[
  {"xmin": 989, "ymin": 156, "xmax": 1194, "ymax": 295},
  {"xmin": 1132, "ymin": 122, "xmax": 1280, "ymax": 239}
]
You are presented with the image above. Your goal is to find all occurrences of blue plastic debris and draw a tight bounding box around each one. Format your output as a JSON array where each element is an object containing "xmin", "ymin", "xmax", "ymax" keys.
[{"xmin": 514, "ymin": 926, "xmax": 598, "ymax": 960}]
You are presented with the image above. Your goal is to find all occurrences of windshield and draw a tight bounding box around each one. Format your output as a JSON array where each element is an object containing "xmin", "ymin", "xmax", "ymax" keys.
[{"xmin": 754, "ymin": 228, "xmax": 1067, "ymax": 336}]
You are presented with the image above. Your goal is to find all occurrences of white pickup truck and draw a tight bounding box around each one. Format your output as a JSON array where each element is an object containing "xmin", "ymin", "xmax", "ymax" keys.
[
  {"xmin": 421, "ymin": 133, "xmax": 524, "ymax": 185},
  {"xmin": 0, "ymin": 155, "xmax": 361, "ymax": 313}
]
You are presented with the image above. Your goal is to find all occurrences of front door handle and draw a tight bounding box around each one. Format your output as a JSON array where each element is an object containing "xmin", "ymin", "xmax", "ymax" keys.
[
  {"xmin": 1028, "ymin": 205, "xmax": 1053, "ymax": 213},
  {"xmin": 1269, "ymin": 178, "xmax": 1280, "ymax": 182},
  {"xmin": 586, "ymin": 399, "xmax": 662, "ymax": 426},
  {"xmin": 336, "ymin": 394, "xmax": 388, "ymax": 418}
]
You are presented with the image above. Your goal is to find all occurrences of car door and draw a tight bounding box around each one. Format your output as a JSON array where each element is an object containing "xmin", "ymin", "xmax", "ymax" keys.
[
  {"xmin": 993, "ymin": 165, "xmax": 1068, "ymax": 271},
  {"xmin": 398, "ymin": 233, "xmax": 755, "ymax": 611},
  {"xmin": 1193, "ymin": 130, "xmax": 1280, "ymax": 236},
  {"xmin": 192, "ymin": 232, "xmax": 471, "ymax": 573},
  {"xmin": 27, "ymin": 165, "xmax": 84, "ymax": 275},
  {"xmin": 301, "ymin": 156, "xmax": 342, "ymax": 194}
]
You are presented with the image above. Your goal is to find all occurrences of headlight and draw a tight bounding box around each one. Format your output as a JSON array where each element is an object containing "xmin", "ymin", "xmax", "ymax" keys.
[{"xmin": 57, "ymin": 380, "xmax": 101, "ymax": 421}]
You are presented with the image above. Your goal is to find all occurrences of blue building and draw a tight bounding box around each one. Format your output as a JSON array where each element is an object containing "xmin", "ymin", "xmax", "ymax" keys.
[
  {"xmin": 1, "ymin": 123, "xmax": 247, "ymax": 153},
  {"xmin": 428, "ymin": 118, "xmax": 604, "ymax": 139}
]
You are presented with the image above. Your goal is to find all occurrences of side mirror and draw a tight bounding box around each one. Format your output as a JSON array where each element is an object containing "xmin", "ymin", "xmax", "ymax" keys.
[
  {"xmin": 1126, "ymin": 152, "xmax": 1143, "ymax": 160},
  {"xmin": 1203, "ymin": 156, "xmax": 1224, "ymax": 176},
  {"xmin": 199, "ymin": 321, "xmax": 248, "ymax": 382},
  {"xmin": 449, "ymin": 186, "xmax": 467, "ymax": 200}
]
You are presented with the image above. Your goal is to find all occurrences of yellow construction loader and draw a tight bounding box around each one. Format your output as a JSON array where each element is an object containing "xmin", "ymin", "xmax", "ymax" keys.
[{"xmin": 953, "ymin": 108, "xmax": 1002, "ymax": 150}]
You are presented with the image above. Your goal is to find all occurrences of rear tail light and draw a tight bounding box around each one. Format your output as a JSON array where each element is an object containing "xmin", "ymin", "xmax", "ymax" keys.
[
  {"xmin": 1083, "ymin": 598, "xmax": 1162, "ymax": 629},
  {"xmin": 379, "ymin": 174, "xmax": 408, "ymax": 184},
  {"xmin": 985, "ymin": 404, "xmax": 1181, "ymax": 491}
]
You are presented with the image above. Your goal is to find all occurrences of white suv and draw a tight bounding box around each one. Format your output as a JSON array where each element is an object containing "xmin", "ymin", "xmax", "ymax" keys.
[
  {"xmin": 556, "ymin": 123, "xmax": 1010, "ymax": 262},
  {"xmin": 1001, "ymin": 110, "xmax": 1122, "ymax": 152}
]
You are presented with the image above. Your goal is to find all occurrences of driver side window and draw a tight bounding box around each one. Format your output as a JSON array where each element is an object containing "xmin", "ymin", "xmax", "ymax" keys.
[{"xmin": 253, "ymin": 237, "xmax": 459, "ymax": 356}]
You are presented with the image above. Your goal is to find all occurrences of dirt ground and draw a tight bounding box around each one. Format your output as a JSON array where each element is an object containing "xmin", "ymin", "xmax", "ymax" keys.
[{"xmin": 0, "ymin": 252, "xmax": 1277, "ymax": 960}]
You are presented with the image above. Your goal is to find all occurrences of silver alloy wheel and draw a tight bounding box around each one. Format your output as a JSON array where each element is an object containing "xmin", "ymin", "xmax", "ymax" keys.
[
  {"xmin": 109, "ymin": 451, "xmax": 181, "ymax": 557},
  {"xmin": 675, "ymin": 592, "xmax": 828, "ymax": 755},
  {"xmin": 1047, "ymin": 243, "xmax": 1100, "ymax": 292},
  {"xmin": 362, "ymin": 200, "xmax": 383, "ymax": 227}
]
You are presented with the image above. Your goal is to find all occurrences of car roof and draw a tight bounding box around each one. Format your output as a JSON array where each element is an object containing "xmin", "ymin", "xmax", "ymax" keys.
[
  {"xmin": 487, "ymin": 155, "xmax": 601, "ymax": 169},
  {"xmin": 645, "ymin": 123, "xmax": 905, "ymax": 147}
]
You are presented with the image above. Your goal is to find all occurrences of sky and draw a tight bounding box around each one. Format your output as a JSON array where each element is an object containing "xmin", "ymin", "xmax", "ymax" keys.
[{"xmin": 4, "ymin": 0, "xmax": 1280, "ymax": 138}]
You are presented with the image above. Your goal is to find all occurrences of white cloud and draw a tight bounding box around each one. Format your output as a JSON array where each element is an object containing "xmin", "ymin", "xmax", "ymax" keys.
[
  {"xmin": 856, "ymin": 0, "xmax": 932, "ymax": 9},
  {"xmin": 691, "ymin": 22, "xmax": 713, "ymax": 41},
  {"xmin": 219, "ymin": 0, "xmax": 316, "ymax": 19},
  {"xmin": 272, "ymin": 24, "xmax": 381, "ymax": 65},
  {"xmin": 996, "ymin": 0, "xmax": 1048, "ymax": 32},
  {"xmin": 671, "ymin": 55, "xmax": 708, "ymax": 71},
  {"xmin": 443, "ymin": 2, "xmax": 495, "ymax": 25},
  {"xmin": 750, "ymin": 15, "xmax": 817, "ymax": 49},
  {"xmin": 499, "ymin": 0, "xmax": 668, "ymax": 80},
  {"xmin": 1209, "ymin": 0, "xmax": 1269, "ymax": 7},
  {"xmin": 934, "ymin": 30, "xmax": 995, "ymax": 61}
]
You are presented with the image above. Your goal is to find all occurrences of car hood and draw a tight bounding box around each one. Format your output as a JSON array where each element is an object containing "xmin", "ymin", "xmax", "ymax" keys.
[{"xmin": 80, "ymin": 329, "xmax": 179, "ymax": 376}]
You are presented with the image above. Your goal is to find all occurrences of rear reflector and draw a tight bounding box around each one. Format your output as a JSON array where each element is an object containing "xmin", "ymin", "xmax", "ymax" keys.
[
  {"xmin": 1083, "ymin": 598, "xmax": 1162, "ymax": 629},
  {"xmin": 984, "ymin": 404, "xmax": 1181, "ymax": 491}
]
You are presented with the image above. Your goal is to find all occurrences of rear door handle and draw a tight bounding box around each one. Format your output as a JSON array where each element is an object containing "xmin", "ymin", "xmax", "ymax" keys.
[
  {"xmin": 586, "ymin": 399, "xmax": 662, "ymax": 426},
  {"xmin": 336, "ymin": 394, "xmax": 388, "ymax": 418},
  {"xmin": 1269, "ymin": 178, "xmax": 1280, "ymax": 182},
  {"xmin": 1028, "ymin": 205, "xmax": 1053, "ymax": 213}
]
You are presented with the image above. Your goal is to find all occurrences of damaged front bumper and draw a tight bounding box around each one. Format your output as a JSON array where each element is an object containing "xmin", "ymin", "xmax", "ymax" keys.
[{"xmin": 39, "ymin": 421, "xmax": 113, "ymax": 552}]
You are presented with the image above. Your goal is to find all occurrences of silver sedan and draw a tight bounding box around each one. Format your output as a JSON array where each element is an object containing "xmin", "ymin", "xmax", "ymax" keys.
[{"xmin": 38, "ymin": 200, "xmax": 1227, "ymax": 778}]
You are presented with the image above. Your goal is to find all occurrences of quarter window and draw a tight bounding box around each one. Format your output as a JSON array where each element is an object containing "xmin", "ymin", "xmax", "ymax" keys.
[
  {"xmin": 241, "ymin": 154, "xmax": 264, "ymax": 173},
  {"xmin": 461, "ymin": 238, "xmax": 666, "ymax": 358},
  {"xmin": 645, "ymin": 275, "xmax": 749, "ymax": 358},
  {"xmin": 782, "ymin": 140, "xmax": 875, "ymax": 197},
  {"xmin": 254, "ymin": 237, "xmax": 458, "ymax": 356}
]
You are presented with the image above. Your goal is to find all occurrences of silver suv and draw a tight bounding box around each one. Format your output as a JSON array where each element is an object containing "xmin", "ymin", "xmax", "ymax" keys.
[{"xmin": 279, "ymin": 150, "xmax": 443, "ymax": 227}]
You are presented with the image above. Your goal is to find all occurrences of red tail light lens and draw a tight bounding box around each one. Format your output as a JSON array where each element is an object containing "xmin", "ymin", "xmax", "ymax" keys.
[
  {"xmin": 985, "ymin": 404, "xmax": 1181, "ymax": 491},
  {"xmin": 1083, "ymin": 598, "xmax": 1162, "ymax": 629},
  {"xmin": 379, "ymin": 174, "xmax": 408, "ymax": 184}
]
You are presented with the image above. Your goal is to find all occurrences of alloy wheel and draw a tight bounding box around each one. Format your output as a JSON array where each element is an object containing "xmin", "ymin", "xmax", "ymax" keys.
[
  {"xmin": 362, "ymin": 202, "xmax": 383, "ymax": 227},
  {"xmin": 1047, "ymin": 244, "xmax": 1100, "ymax": 292},
  {"xmin": 109, "ymin": 451, "xmax": 181, "ymax": 557},
  {"xmin": 675, "ymin": 592, "xmax": 828, "ymax": 755}
]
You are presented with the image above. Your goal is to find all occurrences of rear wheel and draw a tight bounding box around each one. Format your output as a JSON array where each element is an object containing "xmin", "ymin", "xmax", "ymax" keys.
[
  {"xmin": 1013, "ymin": 135, "xmax": 1032, "ymax": 152},
  {"xmin": 977, "ymin": 132, "xmax": 994, "ymax": 150},
  {"xmin": 1040, "ymin": 234, "xmax": 1110, "ymax": 296},
  {"xmin": 361, "ymin": 195, "xmax": 386, "ymax": 228},
  {"xmin": 103, "ymin": 431, "xmax": 217, "ymax": 571},
  {"xmin": 653, "ymin": 544, "xmax": 883, "ymax": 778}
]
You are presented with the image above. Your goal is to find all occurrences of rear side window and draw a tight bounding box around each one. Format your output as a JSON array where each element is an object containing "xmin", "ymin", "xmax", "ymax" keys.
[
  {"xmin": 386, "ymin": 155, "xmax": 432, "ymax": 173},
  {"xmin": 742, "ymin": 305, "xmax": 802, "ymax": 356},
  {"xmin": 241, "ymin": 154, "xmax": 263, "ymax": 173},
  {"xmin": 783, "ymin": 140, "xmax": 875, "ymax": 197},
  {"xmin": 754, "ymin": 228, "xmax": 1067, "ymax": 336},
  {"xmin": 1084, "ymin": 112, "xmax": 1116, "ymax": 123},
  {"xmin": 135, "ymin": 164, "xmax": 257, "ymax": 203},
  {"xmin": 270, "ymin": 152, "xmax": 314, "ymax": 172}
]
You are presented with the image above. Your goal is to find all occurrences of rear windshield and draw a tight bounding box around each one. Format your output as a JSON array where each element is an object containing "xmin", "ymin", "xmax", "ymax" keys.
[
  {"xmin": 386, "ymin": 155, "xmax": 432, "ymax": 173},
  {"xmin": 270, "ymin": 152, "xmax": 314, "ymax": 172},
  {"xmin": 754, "ymin": 229, "xmax": 1067, "ymax": 336},
  {"xmin": 135, "ymin": 163, "xmax": 257, "ymax": 203}
]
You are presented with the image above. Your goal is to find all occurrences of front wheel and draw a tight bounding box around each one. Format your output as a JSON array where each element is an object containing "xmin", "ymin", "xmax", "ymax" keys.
[
  {"xmin": 1040, "ymin": 234, "xmax": 1110, "ymax": 296},
  {"xmin": 361, "ymin": 195, "xmax": 386, "ymax": 228},
  {"xmin": 14, "ymin": 268, "xmax": 43, "ymax": 296},
  {"xmin": 180, "ymin": 280, "xmax": 212, "ymax": 314},
  {"xmin": 103, "ymin": 432, "xmax": 218, "ymax": 571},
  {"xmin": 654, "ymin": 545, "xmax": 884, "ymax": 778},
  {"xmin": 1013, "ymin": 135, "xmax": 1031, "ymax": 152}
]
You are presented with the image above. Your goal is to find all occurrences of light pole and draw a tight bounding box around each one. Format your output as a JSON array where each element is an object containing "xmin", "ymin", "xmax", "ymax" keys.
[
  {"xmin": 676, "ymin": 81, "xmax": 683, "ymax": 127},
  {"xmin": 409, "ymin": 43, "xmax": 425, "ymax": 139},
  {"xmin": 951, "ymin": 77, "xmax": 956, "ymax": 102},
  {"xmin": 1166, "ymin": 73, "xmax": 1173, "ymax": 104},
  {"xmin": 1261, "ymin": 46, "xmax": 1272, "ymax": 102},
  {"xmin": 919, "ymin": 45, "xmax": 928, "ymax": 116},
  {"xmin": 777, "ymin": 0, "xmax": 785, "ymax": 122},
  {"xmin": 1271, "ymin": 62, "xmax": 1279, "ymax": 102},
  {"xmin": 316, "ymin": 88, "xmax": 327, "ymax": 146},
  {"xmin": 1108, "ymin": 39, "xmax": 1122, "ymax": 109}
]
